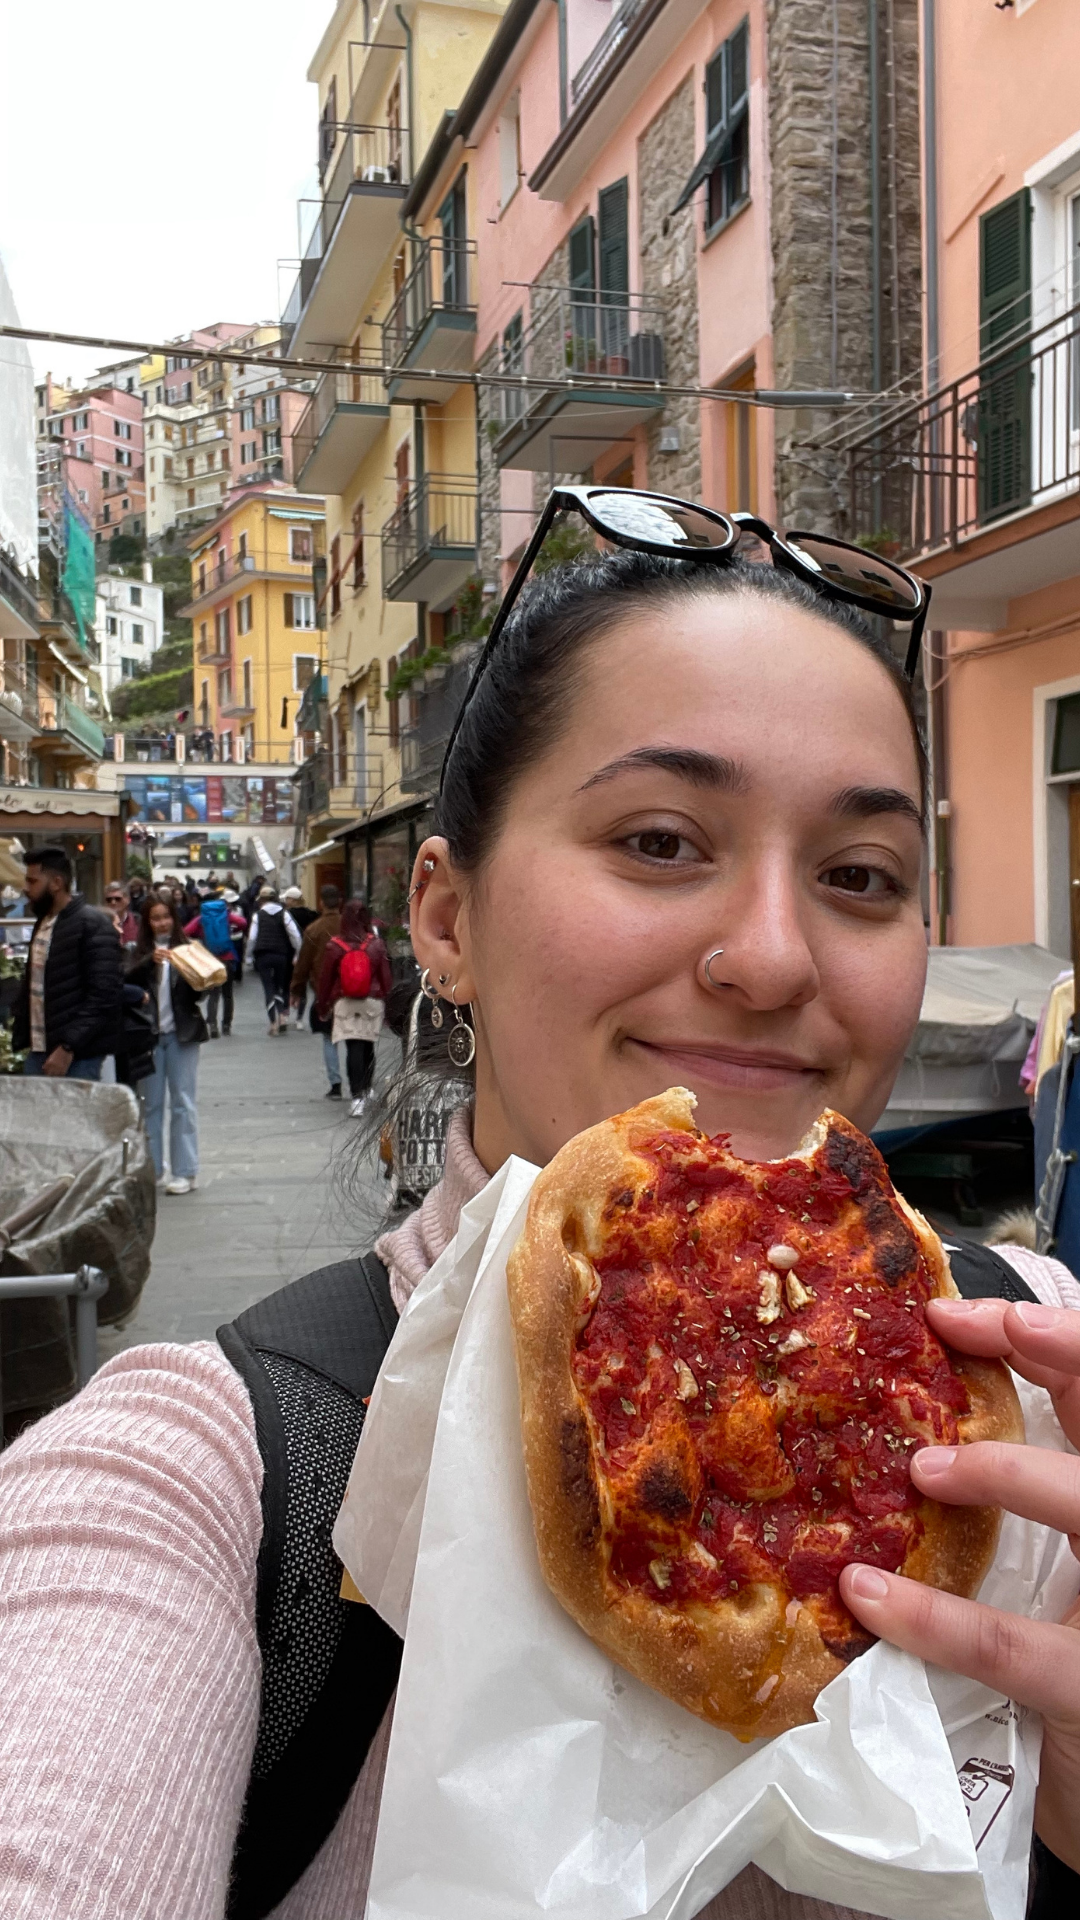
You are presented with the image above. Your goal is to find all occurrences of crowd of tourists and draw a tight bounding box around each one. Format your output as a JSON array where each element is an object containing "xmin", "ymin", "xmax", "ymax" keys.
[{"xmin": 8, "ymin": 846, "xmax": 393, "ymax": 1193}]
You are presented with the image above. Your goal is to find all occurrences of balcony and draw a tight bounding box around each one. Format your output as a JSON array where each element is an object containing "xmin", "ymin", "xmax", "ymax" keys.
[
  {"xmin": 283, "ymin": 122, "xmax": 409, "ymax": 361},
  {"xmin": 219, "ymin": 694, "xmax": 257, "ymax": 719},
  {"xmin": 292, "ymin": 368, "xmax": 389, "ymax": 493},
  {"xmin": 188, "ymin": 554, "xmax": 257, "ymax": 610},
  {"xmin": 34, "ymin": 691, "xmax": 105, "ymax": 761},
  {"xmin": 295, "ymin": 747, "xmax": 387, "ymax": 826},
  {"xmin": 382, "ymin": 239, "xmax": 478, "ymax": 403},
  {"xmin": 0, "ymin": 663, "xmax": 40, "ymax": 742},
  {"xmin": 196, "ymin": 632, "xmax": 232, "ymax": 667},
  {"xmin": 494, "ymin": 287, "xmax": 666, "ymax": 472},
  {"xmin": 570, "ymin": 0, "xmax": 649, "ymax": 108},
  {"xmin": 846, "ymin": 302, "xmax": 1080, "ymax": 629},
  {"xmin": 380, "ymin": 476, "xmax": 477, "ymax": 609},
  {"xmin": 0, "ymin": 551, "xmax": 40, "ymax": 641},
  {"xmin": 398, "ymin": 647, "xmax": 479, "ymax": 796}
]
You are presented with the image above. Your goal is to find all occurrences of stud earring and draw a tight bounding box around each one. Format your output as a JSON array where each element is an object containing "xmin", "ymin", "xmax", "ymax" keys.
[
  {"xmin": 407, "ymin": 855, "xmax": 437, "ymax": 906},
  {"xmin": 447, "ymin": 983, "xmax": 476, "ymax": 1069},
  {"xmin": 419, "ymin": 967, "xmax": 444, "ymax": 1030}
]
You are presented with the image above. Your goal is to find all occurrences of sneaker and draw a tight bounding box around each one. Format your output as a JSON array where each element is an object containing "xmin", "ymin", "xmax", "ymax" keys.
[
  {"xmin": 208, "ymin": 1021, "xmax": 220, "ymax": 1039},
  {"xmin": 325, "ymin": 1083, "xmax": 342, "ymax": 1099},
  {"xmin": 165, "ymin": 1176, "xmax": 195, "ymax": 1195},
  {"xmin": 349, "ymin": 1096, "xmax": 369, "ymax": 1117},
  {"xmin": 222, "ymin": 1026, "xmax": 232, "ymax": 1036}
]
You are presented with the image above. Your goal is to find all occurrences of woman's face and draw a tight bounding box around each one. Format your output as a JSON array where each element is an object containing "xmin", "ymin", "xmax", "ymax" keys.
[
  {"xmin": 413, "ymin": 593, "xmax": 927, "ymax": 1173},
  {"xmin": 149, "ymin": 903, "xmax": 173, "ymax": 941}
]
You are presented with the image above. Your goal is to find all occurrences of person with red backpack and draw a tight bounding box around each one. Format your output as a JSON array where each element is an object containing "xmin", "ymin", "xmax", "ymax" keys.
[{"xmin": 315, "ymin": 896, "xmax": 392, "ymax": 1115}]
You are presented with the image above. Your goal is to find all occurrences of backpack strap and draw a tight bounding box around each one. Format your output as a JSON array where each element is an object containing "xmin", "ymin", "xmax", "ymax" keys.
[
  {"xmin": 940, "ymin": 1239, "xmax": 1040, "ymax": 1305},
  {"xmin": 217, "ymin": 1253, "xmax": 402, "ymax": 1920}
]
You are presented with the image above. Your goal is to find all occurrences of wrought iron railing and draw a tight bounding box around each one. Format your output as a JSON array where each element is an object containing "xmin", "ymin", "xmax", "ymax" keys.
[
  {"xmin": 398, "ymin": 648, "xmax": 477, "ymax": 795},
  {"xmin": 383, "ymin": 238, "xmax": 478, "ymax": 370},
  {"xmin": 291, "ymin": 367, "xmax": 387, "ymax": 478},
  {"xmin": 283, "ymin": 123, "xmax": 409, "ymax": 336},
  {"xmin": 570, "ymin": 0, "xmax": 649, "ymax": 106},
  {"xmin": 294, "ymin": 747, "xmax": 386, "ymax": 822},
  {"xmin": 380, "ymin": 476, "xmax": 477, "ymax": 598},
  {"xmin": 497, "ymin": 285, "xmax": 666, "ymax": 429},
  {"xmin": 846, "ymin": 301, "xmax": 1080, "ymax": 558},
  {"xmin": 37, "ymin": 692, "xmax": 105, "ymax": 758}
]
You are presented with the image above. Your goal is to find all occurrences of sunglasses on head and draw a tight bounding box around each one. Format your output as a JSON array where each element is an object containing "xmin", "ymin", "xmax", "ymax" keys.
[{"xmin": 440, "ymin": 486, "xmax": 930, "ymax": 787}]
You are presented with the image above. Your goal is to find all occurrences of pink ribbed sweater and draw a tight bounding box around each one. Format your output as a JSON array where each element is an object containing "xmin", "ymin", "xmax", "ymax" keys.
[{"xmin": 0, "ymin": 1112, "xmax": 1074, "ymax": 1919}]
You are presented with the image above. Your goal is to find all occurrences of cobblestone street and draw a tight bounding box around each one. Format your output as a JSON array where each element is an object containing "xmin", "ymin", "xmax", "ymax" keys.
[{"xmin": 99, "ymin": 981, "xmax": 400, "ymax": 1358}]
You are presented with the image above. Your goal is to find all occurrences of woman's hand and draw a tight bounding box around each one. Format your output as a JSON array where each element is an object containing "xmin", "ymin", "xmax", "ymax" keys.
[{"xmin": 840, "ymin": 1298, "xmax": 1080, "ymax": 1872}]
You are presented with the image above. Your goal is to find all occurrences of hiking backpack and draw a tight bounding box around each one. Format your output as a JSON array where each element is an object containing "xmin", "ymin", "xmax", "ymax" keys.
[
  {"xmin": 217, "ymin": 1239, "xmax": 1072, "ymax": 1920},
  {"xmin": 200, "ymin": 897, "xmax": 233, "ymax": 960},
  {"xmin": 334, "ymin": 936, "xmax": 373, "ymax": 1000}
]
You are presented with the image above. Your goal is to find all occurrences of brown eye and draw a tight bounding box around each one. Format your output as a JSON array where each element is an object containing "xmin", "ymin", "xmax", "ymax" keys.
[
  {"xmin": 823, "ymin": 865, "xmax": 889, "ymax": 894},
  {"xmin": 636, "ymin": 831, "xmax": 683, "ymax": 861}
]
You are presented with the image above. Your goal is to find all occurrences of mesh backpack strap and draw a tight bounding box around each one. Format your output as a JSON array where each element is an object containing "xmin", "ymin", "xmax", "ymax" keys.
[
  {"xmin": 218, "ymin": 1253, "xmax": 402, "ymax": 1920},
  {"xmin": 939, "ymin": 1239, "xmax": 1040, "ymax": 1306}
]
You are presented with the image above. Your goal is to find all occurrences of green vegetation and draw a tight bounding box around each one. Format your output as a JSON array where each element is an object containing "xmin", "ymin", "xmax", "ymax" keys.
[{"xmin": 109, "ymin": 548, "xmax": 194, "ymax": 734}]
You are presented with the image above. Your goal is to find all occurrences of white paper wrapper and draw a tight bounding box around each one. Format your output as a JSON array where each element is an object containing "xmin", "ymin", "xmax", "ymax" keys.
[{"xmin": 333, "ymin": 1159, "xmax": 1079, "ymax": 1920}]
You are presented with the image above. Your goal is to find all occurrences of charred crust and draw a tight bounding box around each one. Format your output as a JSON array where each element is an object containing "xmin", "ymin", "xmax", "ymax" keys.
[
  {"xmin": 862, "ymin": 1192, "xmax": 918, "ymax": 1285},
  {"xmin": 559, "ymin": 1413, "xmax": 601, "ymax": 1548},
  {"xmin": 638, "ymin": 1461, "xmax": 694, "ymax": 1522},
  {"xmin": 820, "ymin": 1624, "xmax": 876, "ymax": 1663},
  {"xmin": 823, "ymin": 1126, "xmax": 878, "ymax": 1193}
]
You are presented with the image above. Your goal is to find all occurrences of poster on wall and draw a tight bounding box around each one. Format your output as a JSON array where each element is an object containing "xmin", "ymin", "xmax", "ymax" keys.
[{"xmin": 123, "ymin": 773, "xmax": 296, "ymax": 826}]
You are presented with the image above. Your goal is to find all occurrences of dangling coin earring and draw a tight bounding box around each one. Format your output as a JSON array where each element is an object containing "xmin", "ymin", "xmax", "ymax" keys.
[
  {"xmin": 419, "ymin": 967, "xmax": 444, "ymax": 1030},
  {"xmin": 447, "ymin": 983, "xmax": 476, "ymax": 1069}
]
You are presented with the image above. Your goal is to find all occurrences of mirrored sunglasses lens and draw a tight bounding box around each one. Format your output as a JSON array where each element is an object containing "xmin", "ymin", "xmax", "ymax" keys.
[
  {"xmin": 589, "ymin": 492, "xmax": 730, "ymax": 551},
  {"xmin": 787, "ymin": 535, "xmax": 919, "ymax": 611}
]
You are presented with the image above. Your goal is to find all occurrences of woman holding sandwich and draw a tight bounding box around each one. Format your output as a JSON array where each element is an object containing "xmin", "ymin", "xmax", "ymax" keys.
[{"xmin": 0, "ymin": 488, "xmax": 1074, "ymax": 1917}]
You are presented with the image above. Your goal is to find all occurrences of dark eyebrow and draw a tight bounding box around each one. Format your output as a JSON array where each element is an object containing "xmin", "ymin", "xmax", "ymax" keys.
[
  {"xmin": 577, "ymin": 747, "xmax": 750, "ymax": 794},
  {"xmin": 831, "ymin": 785, "xmax": 924, "ymax": 828}
]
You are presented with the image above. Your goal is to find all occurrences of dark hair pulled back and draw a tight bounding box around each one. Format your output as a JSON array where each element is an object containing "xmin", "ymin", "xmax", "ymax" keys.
[{"xmin": 436, "ymin": 549, "xmax": 927, "ymax": 871}]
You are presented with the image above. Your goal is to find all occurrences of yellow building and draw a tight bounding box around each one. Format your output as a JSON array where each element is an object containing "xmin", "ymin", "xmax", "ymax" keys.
[
  {"xmin": 185, "ymin": 487, "xmax": 326, "ymax": 765},
  {"xmin": 286, "ymin": 0, "xmax": 504, "ymax": 914}
]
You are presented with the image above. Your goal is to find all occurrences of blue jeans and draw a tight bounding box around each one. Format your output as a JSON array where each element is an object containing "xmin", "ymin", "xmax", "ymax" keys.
[
  {"xmin": 142, "ymin": 1032, "xmax": 200, "ymax": 1180},
  {"xmin": 322, "ymin": 1033, "xmax": 342, "ymax": 1088},
  {"xmin": 23, "ymin": 1052, "xmax": 105, "ymax": 1081}
]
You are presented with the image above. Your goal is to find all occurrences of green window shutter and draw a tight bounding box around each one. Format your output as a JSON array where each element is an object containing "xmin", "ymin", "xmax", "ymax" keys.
[
  {"xmin": 568, "ymin": 215, "xmax": 596, "ymax": 293},
  {"xmin": 979, "ymin": 188, "xmax": 1032, "ymax": 351},
  {"xmin": 598, "ymin": 178, "xmax": 629, "ymax": 296},
  {"xmin": 726, "ymin": 18, "xmax": 748, "ymax": 116},
  {"xmin": 705, "ymin": 46, "xmax": 726, "ymax": 136},
  {"xmin": 977, "ymin": 189, "xmax": 1032, "ymax": 521}
]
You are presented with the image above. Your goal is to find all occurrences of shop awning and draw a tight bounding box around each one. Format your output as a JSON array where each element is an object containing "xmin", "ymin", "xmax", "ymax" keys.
[{"xmin": 0, "ymin": 787, "xmax": 120, "ymax": 834}]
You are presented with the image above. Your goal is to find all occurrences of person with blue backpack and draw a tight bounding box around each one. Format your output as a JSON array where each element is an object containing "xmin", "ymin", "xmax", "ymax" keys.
[{"xmin": 184, "ymin": 886, "xmax": 246, "ymax": 1038}]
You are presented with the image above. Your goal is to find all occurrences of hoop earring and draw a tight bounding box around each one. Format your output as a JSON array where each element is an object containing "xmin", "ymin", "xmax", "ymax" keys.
[
  {"xmin": 447, "ymin": 982, "xmax": 476, "ymax": 1069},
  {"xmin": 704, "ymin": 949, "xmax": 728, "ymax": 990},
  {"xmin": 419, "ymin": 967, "xmax": 444, "ymax": 1030}
]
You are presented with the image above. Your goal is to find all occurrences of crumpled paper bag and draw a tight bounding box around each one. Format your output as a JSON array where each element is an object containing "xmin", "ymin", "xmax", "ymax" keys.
[{"xmin": 334, "ymin": 1159, "xmax": 1079, "ymax": 1920}]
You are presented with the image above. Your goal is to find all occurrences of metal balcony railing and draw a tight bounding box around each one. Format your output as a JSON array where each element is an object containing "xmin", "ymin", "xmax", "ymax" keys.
[
  {"xmin": 0, "ymin": 661, "xmax": 40, "ymax": 732},
  {"xmin": 291, "ymin": 366, "xmax": 386, "ymax": 476},
  {"xmin": 397, "ymin": 647, "xmax": 477, "ymax": 795},
  {"xmin": 283, "ymin": 123, "xmax": 409, "ymax": 335},
  {"xmin": 570, "ymin": 0, "xmax": 649, "ymax": 106},
  {"xmin": 294, "ymin": 747, "xmax": 387, "ymax": 823},
  {"xmin": 846, "ymin": 300, "xmax": 1080, "ymax": 559},
  {"xmin": 383, "ymin": 238, "xmax": 478, "ymax": 370},
  {"xmin": 36, "ymin": 692, "xmax": 105, "ymax": 759},
  {"xmin": 0, "ymin": 551, "xmax": 41, "ymax": 635},
  {"xmin": 498, "ymin": 285, "xmax": 667, "ymax": 428},
  {"xmin": 380, "ymin": 477, "xmax": 477, "ymax": 599}
]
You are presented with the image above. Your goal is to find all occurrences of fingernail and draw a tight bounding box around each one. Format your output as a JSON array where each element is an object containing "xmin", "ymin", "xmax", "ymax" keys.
[
  {"xmin": 913, "ymin": 1445, "xmax": 958, "ymax": 1476},
  {"xmin": 932, "ymin": 1296, "xmax": 983, "ymax": 1311},
  {"xmin": 846, "ymin": 1565, "xmax": 889, "ymax": 1601},
  {"xmin": 1013, "ymin": 1302, "xmax": 1056, "ymax": 1330}
]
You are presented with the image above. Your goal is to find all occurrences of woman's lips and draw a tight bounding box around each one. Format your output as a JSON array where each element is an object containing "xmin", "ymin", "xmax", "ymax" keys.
[{"xmin": 630, "ymin": 1039, "xmax": 827, "ymax": 1094}]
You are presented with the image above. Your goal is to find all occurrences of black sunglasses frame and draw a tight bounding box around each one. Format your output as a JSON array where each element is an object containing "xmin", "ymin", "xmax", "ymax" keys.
[{"xmin": 439, "ymin": 486, "xmax": 930, "ymax": 788}]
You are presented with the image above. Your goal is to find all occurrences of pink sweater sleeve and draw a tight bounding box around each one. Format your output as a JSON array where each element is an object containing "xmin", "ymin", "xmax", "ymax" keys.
[{"xmin": 0, "ymin": 1339, "xmax": 263, "ymax": 1919}]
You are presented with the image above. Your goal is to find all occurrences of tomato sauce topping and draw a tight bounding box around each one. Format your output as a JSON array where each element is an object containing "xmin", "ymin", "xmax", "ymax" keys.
[{"xmin": 571, "ymin": 1126, "xmax": 968, "ymax": 1642}]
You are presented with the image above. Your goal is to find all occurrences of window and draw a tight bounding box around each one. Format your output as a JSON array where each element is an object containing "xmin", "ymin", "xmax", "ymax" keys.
[
  {"xmin": 156, "ymin": 384, "xmax": 163, "ymax": 403},
  {"xmin": 294, "ymin": 655, "xmax": 318, "ymax": 691},
  {"xmin": 351, "ymin": 501, "xmax": 364, "ymax": 587},
  {"xmin": 122, "ymin": 499, "xmax": 129, "ymax": 511},
  {"xmin": 242, "ymin": 441, "xmax": 257, "ymax": 464},
  {"xmin": 164, "ymin": 457, "xmax": 173, "ymax": 478},
  {"xmin": 238, "ymin": 531, "xmax": 247, "ymax": 559},
  {"xmin": 439, "ymin": 175, "xmax": 468, "ymax": 306},
  {"xmin": 200, "ymin": 679, "xmax": 209, "ymax": 726},
  {"xmin": 215, "ymin": 606, "xmax": 231, "ymax": 649},
  {"xmin": 218, "ymin": 668, "xmax": 232, "ymax": 704},
  {"xmin": 388, "ymin": 76, "xmax": 402, "ymax": 179},
  {"xmin": 242, "ymin": 658, "xmax": 252, "ymax": 710},
  {"xmin": 978, "ymin": 188, "xmax": 1033, "ymax": 520},
  {"xmin": 329, "ymin": 533, "xmax": 341, "ymax": 618},
  {"xmin": 262, "ymin": 393, "xmax": 279, "ymax": 423},
  {"xmin": 107, "ymin": 615, "xmax": 118, "ymax": 636},
  {"xmin": 285, "ymin": 592, "xmax": 316, "ymax": 630},
  {"xmin": 102, "ymin": 504, "xmax": 111, "ymax": 525},
  {"xmin": 187, "ymin": 488, "xmax": 196, "ymax": 506},
  {"xmin": 674, "ymin": 18, "xmax": 750, "ymax": 230},
  {"xmin": 102, "ymin": 469, "xmax": 110, "ymax": 489},
  {"xmin": 73, "ymin": 411, "xmax": 89, "ymax": 431},
  {"xmin": 237, "ymin": 594, "xmax": 253, "ymax": 635},
  {"xmin": 319, "ymin": 74, "xmax": 337, "ymax": 176},
  {"xmin": 114, "ymin": 419, "xmax": 132, "ymax": 439},
  {"xmin": 132, "ymin": 623, "xmax": 144, "ymax": 645},
  {"xmin": 290, "ymin": 525, "xmax": 314, "ymax": 563},
  {"xmin": 187, "ymin": 459, "xmax": 195, "ymax": 479},
  {"xmin": 77, "ymin": 488, "xmax": 88, "ymax": 504},
  {"xmin": 264, "ymin": 429, "xmax": 281, "ymax": 456},
  {"xmin": 120, "ymin": 657, "xmax": 137, "ymax": 679},
  {"xmin": 115, "ymin": 447, "xmax": 132, "ymax": 466},
  {"xmin": 130, "ymin": 585, "xmax": 142, "ymax": 606},
  {"xmin": 501, "ymin": 311, "xmax": 525, "ymax": 421},
  {"xmin": 182, "ymin": 381, "xmax": 192, "ymax": 403},
  {"xmin": 199, "ymin": 622, "xmax": 208, "ymax": 652},
  {"xmin": 241, "ymin": 406, "xmax": 255, "ymax": 431},
  {"xmin": 498, "ymin": 94, "xmax": 522, "ymax": 212},
  {"xmin": 76, "ymin": 441, "xmax": 86, "ymax": 458},
  {"xmin": 150, "ymin": 456, "xmax": 156, "ymax": 475},
  {"xmin": 598, "ymin": 179, "xmax": 629, "ymax": 360}
]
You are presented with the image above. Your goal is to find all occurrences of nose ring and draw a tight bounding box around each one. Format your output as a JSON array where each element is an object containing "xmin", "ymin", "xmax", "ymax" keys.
[{"xmin": 704, "ymin": 949, "xmax": 727, "ymax": 990}]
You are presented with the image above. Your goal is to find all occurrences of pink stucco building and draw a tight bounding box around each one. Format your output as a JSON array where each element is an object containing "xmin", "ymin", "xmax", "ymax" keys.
[
  {"xmin": 43, "ymin": 383, "xmax": 145, "ymax": 548},
  {"xmin": 845, "ymin": 0, "xmax": 1080, "ymax": 955}
]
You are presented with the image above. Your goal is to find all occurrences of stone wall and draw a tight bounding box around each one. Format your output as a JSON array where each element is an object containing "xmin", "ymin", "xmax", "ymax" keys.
[
  {"xmin": 766, "ymin": 0, "xmax": 921, "ymax": 530},
  {"xmin": 638, "ymin": 73, "xmax": 702, "ymax": 500},
  {"xmin": 475, "ymin": 334, "xmax": 503, "ymax": 591}
]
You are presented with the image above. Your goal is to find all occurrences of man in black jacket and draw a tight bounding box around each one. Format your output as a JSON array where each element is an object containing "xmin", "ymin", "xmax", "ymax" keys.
[{"xmin": 12, "ymin": 846, "xmax": 124, "ymax": 1079}]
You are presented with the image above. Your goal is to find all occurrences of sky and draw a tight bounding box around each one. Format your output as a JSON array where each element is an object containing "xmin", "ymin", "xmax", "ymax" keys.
[{"xmin": 0, "ymin": 1, "xmax": 323, "ymax": 387}]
